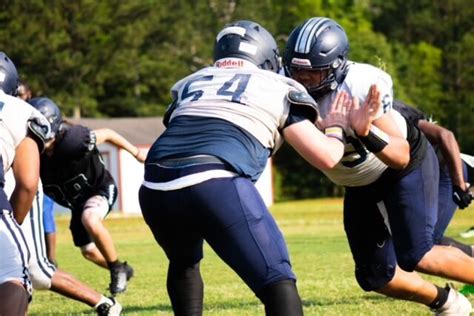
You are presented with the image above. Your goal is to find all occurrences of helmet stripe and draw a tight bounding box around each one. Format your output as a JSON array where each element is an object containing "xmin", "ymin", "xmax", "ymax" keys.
[{"xmin": 295, "ymin": 18, "xmax": 329, "ymax": 54}]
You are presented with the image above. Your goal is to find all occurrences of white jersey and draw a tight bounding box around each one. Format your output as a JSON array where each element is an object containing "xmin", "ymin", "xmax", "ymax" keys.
[
  {"xmin": 0, "ymin": 91, "xmax": 55, "ymax": 291},
  {"xmin": 4, "ymin": 171, "xmax": 56, "ymax": 290},
  {"xmin": 169, "ymin": 59, "xmax": 309, "ymax": 152},
  {"xmin": 0, "ymin": 91, "xmax": 46, "ymax": 173},
  {"xmin": 317, "ymin": 62, "xmax": 407, "ymax": 186}
]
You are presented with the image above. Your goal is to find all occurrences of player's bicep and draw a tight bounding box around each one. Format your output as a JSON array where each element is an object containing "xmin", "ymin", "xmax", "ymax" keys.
[
  {"xmin": 12, "ymin": 137, "xmax": 40, "ymax": 188},
  {"xmin": 373, "ymin": 111, "xmax": 405, "ymax": 138},
  {"xmin": 417, "ymin": 120, "xmax": 444, "ymax": 145}
]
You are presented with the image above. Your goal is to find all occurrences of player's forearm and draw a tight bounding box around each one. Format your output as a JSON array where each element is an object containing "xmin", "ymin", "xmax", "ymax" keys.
[
  {"xmin": 94, "ymin": 128, "xmax": 139, "ymax": 155},
  {"xmin": 10, "ymin": 188, "xmax": 36, "ymax": 224},
  {"xmin": 284, "ymin": 121, "xmax": 345, "ymax": 170},
  {"xmin": 374, "ymin": 136, "xmax": 410, "ymax": 169},
  {"xmin": 438, "ymin": 131, "xmax": 465, "ymax": 187}
]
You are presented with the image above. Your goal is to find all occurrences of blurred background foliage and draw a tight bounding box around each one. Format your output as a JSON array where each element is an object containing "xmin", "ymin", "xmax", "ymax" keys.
[{"xmin": 1, "ymin": 0, "xmax": 472, "ymax": 200}]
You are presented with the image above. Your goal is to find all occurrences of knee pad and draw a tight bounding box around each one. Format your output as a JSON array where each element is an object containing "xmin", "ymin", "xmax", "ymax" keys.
[
  {"xmin": 83, "ymin": 195, "xmax": 109, "ymax": 221},
  {"xmin": 29, "ymin": 260, "xmax": 55, "ymax": 290},
  {"xmin": 354, "ymin": 263, "xmax": 396, "ymax": 291},
  {"xmin": 80, "ymin": 242, "xmax": 97, "ymax": 256}
]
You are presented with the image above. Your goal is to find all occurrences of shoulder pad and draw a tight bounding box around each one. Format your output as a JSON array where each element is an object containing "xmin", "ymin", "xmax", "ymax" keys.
[
  {"xmin": 287, "ymin": 90, "xmax": 318, "ymax": 108},
  {"xmin": 27, "ymin": 116, "xmax": 53, "ymax": 153},
  {"xmin": 286, "ymin": 90, "xmax": 319, "ymax": 120}
]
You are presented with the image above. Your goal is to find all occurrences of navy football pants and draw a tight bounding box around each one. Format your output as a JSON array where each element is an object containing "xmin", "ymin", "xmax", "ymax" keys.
[
  {"xmin": 139, "ymin": 164, "xmax": 295, "ymax": 294},
  {"xmin": 344, "ymin": 145, "xmax": 439, "ymax": 291},
  {"xmin": 433, "ymin": 162, "xmax": 468, "ymax": 242}
]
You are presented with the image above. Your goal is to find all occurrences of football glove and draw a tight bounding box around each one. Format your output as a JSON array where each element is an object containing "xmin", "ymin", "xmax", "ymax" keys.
[{"xmin": 452, "ymin": 185, "xmax": 473, "ymax": 209}]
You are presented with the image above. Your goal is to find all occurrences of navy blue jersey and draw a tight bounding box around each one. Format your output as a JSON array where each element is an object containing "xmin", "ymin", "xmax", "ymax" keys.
[
  {"xmin": 40, "ymin": 124, "xmax": 115, "ymax": 209},
  {"xmin": 147, "ymin": 116, "xmax": 270, "ymax": 182},
  {"xmin": 390, "ymin": 100, "xmax": 428, "ymax": 180},
  {"xmin": 392, "ymin": 100, "xmax": 427, "ymax": 125}
]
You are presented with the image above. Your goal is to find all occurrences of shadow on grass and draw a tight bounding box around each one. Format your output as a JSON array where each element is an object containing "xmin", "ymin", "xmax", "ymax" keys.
[
  {"xmin": 29, "ymin": 295, "xmax": 387, "ymax": 315},
  {"xmin": 123, "ymin": 300, "xmax": 262, "ymax": 313},
  {"xmin": 123, "ymin": 294, "xmax": 388, "ymax": 313},
  {"xmin": 303, "ymin": 293, "xmax": 389, "ymax": 307}
]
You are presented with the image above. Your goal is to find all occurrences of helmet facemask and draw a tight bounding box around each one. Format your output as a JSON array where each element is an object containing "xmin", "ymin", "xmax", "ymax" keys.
[
  {"xmin": 287, "ymin": 57, "xmax": 346, "ymax": 99},
  {"xmin": 283, "ymin": 17, "xmax": 349, "ymax": 98}
]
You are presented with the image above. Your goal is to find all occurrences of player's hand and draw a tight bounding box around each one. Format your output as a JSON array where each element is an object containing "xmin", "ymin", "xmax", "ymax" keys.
[
  {"xmin": 452, "ymin": 184, "xmax": 473, "ymax": 209},
  {"xmin": 318, "ymin": 91, "xmax": 351, "ymax": 131},
  {"xmin": 349, "ymin": 84, "xmax": 381, "ymax": 136},
  {"xmin": 134, "ymin": 148, "xmax": 147, "ymax": 163}
]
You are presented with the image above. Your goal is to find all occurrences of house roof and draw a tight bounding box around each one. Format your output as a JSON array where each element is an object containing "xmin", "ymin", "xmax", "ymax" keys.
[{"xmin": 69, "ymin": 117, "xmax": 165, "ymax": 146}]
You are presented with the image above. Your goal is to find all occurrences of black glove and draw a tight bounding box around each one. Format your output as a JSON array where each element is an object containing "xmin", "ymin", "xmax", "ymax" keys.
[{"xmin": 452, "ymin": 185, "xmax": 473, "ymax": 209}]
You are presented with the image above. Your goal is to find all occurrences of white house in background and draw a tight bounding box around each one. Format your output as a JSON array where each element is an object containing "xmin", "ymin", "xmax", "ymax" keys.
[{"xmin": 66, "ymin": 117, "xmax": 274, "ymax": 215}]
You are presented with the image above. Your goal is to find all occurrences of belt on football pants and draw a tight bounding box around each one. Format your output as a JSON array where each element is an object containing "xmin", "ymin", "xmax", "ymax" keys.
[
  {"xmin": 155, "ymin": 155, "xmax": 225, "ymax": 168},
  {"xmin": 143, "ymin": 155, "xmax": 237, "ymax": 191}
]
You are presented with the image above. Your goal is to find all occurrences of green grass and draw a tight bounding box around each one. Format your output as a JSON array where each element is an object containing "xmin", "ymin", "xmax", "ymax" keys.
[{"xmin": 29, "ymin": 198, "xmax": 474, "ymax": 315}]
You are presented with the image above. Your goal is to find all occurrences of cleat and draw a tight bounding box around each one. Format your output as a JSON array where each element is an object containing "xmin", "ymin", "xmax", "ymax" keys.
[
  {"xmin": 109, "ymin": 262, "xmax": 134, "ymax": 295},
  {"xmin": 123, "ymin": 261, "xmax": 134, "ymax": 281},
  {"xmin": 460, "ymin": 227, "xmax": 474, "ymax": 239},
  {"xmin": 96, "ymin": 297, "xmax": 122, "ymax": 316},
  {"xmin": 433, "ymin": 284, "xmax": 472, "ymax": 315}
]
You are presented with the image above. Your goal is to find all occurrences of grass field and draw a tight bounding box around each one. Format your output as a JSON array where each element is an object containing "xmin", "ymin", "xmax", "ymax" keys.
[{"xmin": 29, "ymin": 198, "xmax": 474, "ymax": 315}]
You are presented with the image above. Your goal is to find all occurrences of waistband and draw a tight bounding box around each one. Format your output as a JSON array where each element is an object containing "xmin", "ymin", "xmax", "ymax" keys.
[
  {"xmin": 155, "ymin": 155, "xmax": 225, "ymax": 168},
  {"xmin": 144, "ymin": 156, "xmax": 237, "ymax": 191}
]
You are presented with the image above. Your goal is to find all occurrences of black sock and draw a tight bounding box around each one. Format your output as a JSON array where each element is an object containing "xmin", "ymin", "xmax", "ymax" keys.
[
  {"xmin": 167, "ymin": 261, "xmax": 203, "ymax": 316},
  {"xmin": 439, "ymin": 236, "xmax": 473, "ymax": 257},
  {"xmin": 256, "ymin": 280, "xmax": 303, "ymax": 316},
  {"xmin": 428, "ymin": 285, "xmax": 449, "ymax": 309},
  {"xmin": 107, "ymin": 260, "xmax": 121, "ymax": 270}
]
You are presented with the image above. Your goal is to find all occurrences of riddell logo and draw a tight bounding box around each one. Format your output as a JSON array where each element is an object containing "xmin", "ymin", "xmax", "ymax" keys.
[
  {"xmin": 291, "ymin": 58, "xmax": 311, "ymax": 66},
  {"xmin": 215, "ymin": 59, "xmax": 244, "ymax": 68}
]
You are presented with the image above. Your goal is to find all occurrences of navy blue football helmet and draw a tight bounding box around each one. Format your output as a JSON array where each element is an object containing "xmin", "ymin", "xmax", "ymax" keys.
[
  {"xmin": 29, "ymin": 97, "xmax": 63, "ymax": 135},
  {"xmin": 283, "ymin": 17, "xmax": 349, "ymax": 97},
  {"xmin": 214, "ymin": 20, "xmax": 281, "ymax": 73},
  {"xmin": 0, "ymin": 52, "xmax": 19, "ymax": 96}
]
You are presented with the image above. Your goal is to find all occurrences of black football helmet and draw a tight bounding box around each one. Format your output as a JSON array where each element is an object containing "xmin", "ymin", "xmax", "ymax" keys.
[
  {"xmin": 29, "ymin": 97, "xmax": 63, "ymax": 136},
  {"xmin": 0, "ymin": 52, "xmax": 19, "ymax": 96},
  {"xmin": 214, "ymin": 20, "xmax": 281, "ymax": 73},
  {"xmin": 283, "ymin": 17, "xmax": 349, "ymax": 97}
]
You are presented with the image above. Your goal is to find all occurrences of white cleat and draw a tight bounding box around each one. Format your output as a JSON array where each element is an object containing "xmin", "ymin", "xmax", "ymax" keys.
[
  {"xmin": 460, "ymin": 227, "xmax": 474, "ymax": 239},
  {"xmin": 434, "ymin": 285, "xmax": 472, "ymax": 316},
  {"xmin": 96, "ymin": 297, "xmax": 122, "ymax": 316}
]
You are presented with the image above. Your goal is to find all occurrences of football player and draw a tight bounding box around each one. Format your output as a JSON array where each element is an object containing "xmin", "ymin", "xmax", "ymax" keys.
[
  {"xmin": 284, "ymin": 17, "xmax": 473, "ymax": 315},
  {"xmin": 0, "ymin": 51, "xmax": 36, "ymax": 316},
  {"xmin": 29, "ymin": 97, "xmax": 145, "ymax": 295},
  {"xmin": 393, "ymin": 100, "xmax": 473, "ymax": 255},
  {"xmin": 4, "ymin": 169, "xmax": 123, "ymax": 316},
  {"xmin": 139, "ymin": 20, "xmax": 379, "ymax": 315},
  {"xmin": 1, "ymin": 62, "xmax": 122, "ymax": 315}
]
